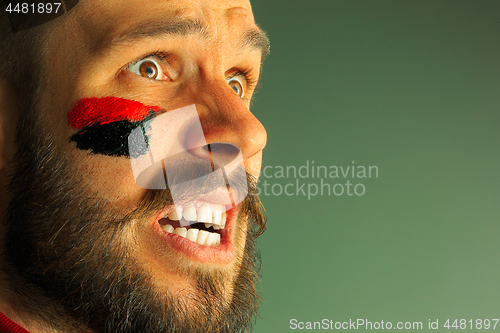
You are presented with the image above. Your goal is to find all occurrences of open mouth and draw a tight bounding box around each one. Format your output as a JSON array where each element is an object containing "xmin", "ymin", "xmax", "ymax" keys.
[{"xmin": 158, "ymin": 203, "xmax": 228, "ymax": 247}]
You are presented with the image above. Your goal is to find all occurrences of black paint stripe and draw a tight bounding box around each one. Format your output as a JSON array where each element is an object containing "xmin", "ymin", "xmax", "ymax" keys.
[{"xmin": 70, "ymin": 119, "xmax": 151, "ymax": 158}]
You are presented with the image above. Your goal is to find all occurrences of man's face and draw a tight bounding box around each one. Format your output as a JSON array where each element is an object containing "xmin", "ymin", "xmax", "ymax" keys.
[{"xmin": 3, "ymin": 0, "xmax": 267, "ymax": 331}]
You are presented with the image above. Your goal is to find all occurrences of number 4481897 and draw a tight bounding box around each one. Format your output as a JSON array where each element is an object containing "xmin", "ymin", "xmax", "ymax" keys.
[
  {"xmin": 5, "ymin": 3, "xmax": 62, "ymax": 14},
  {"xmin": 444, "ymin": 319, "xmax": 499, "ymax": 329}
]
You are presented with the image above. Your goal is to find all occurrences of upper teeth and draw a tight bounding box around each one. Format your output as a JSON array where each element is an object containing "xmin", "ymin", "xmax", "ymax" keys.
[
  {"xmin": 166, "ymin": 203, "xmax": 227, "ymax": 229},
  {"xmin": 159, "ymin": 203, "xmax": 228, "ymax": 247}
]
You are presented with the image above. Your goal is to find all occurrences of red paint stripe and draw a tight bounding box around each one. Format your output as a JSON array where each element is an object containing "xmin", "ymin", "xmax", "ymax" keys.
[
  {"xmin": 68, "ymin": 97, "xmax": 162, "ymax": 130},
  {"xmin": 0, "ymin": 311, "xmax": 30, "ymax": 333}
]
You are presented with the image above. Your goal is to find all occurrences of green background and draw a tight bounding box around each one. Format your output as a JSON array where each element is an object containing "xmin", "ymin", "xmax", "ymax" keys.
[{"xmin": 250, "ymin": 1, "xmax": 500, "ymax": 331}]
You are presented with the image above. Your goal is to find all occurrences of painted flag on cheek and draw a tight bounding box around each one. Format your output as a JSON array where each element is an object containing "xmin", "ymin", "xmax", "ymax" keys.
[{"xmin": 68, "ymin": 97, "xmax": 162, "ymax": 157}]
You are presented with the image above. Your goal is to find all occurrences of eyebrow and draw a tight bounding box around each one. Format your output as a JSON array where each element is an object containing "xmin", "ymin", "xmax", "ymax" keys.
[
  {"xmin": 107, "ymin": 18, "xmax": 270, "ymax": 59},
  {"xmin": 113, "ymin": 18, "xmax": 210, "ymax": 43},
  {"xmin": 241, "ymin": 26, "xmax": 270, "ymax": 60}
]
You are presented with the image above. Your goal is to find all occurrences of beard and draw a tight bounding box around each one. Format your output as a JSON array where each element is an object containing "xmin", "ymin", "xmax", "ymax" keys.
[{"xmin": 2, "ymin": 106, "xmax": 266, "ymax": 332}]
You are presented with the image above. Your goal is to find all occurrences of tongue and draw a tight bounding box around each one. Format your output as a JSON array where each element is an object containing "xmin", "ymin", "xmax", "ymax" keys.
[
  {"xmin": 159, "ymin": 218, "xmax": 214, "ymax": 232},
  {"xmin": 158, "ymin": 218, "xmax": 182, "ymax": 228}
]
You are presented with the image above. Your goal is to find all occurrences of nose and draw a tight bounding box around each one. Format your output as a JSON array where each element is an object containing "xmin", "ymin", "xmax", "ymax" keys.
[
  {"xmin": 186, "ymin": 80, "xmax": 267, "ymax": 165},
  {"xmin": 129, "ymin": 80, "xmax": 266, "ymax": 198}
]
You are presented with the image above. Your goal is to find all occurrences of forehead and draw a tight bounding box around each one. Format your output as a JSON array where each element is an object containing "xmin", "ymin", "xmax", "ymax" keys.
[{"xmin": 71, "ymin": 0, "xmax": 257, "ymax": 48}]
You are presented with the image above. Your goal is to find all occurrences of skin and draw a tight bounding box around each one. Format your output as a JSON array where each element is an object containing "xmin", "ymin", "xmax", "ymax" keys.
[{"xmin": 0, "ymin": 0, "xmax": 268, "ymax": 331}]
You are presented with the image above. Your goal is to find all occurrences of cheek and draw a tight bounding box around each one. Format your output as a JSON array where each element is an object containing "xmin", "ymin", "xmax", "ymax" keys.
[
  {"xmin": 71, "ymin": 150, "xmax": 147, "ymax": 206},
  {"xmin": 66, "ymin": 96, "xmax": 164, "ymax": 204}
]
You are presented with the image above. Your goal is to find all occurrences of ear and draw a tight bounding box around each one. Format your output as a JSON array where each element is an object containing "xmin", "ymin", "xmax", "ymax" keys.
[{"xmin": 0, "ymin": 79, "xmax": 18, "ymax": 172}]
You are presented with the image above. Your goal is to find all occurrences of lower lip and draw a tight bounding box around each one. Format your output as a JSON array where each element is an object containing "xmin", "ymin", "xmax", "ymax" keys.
[{"xmin": 151, "ymin": 207, "xmax": 238, "ymax": 264}]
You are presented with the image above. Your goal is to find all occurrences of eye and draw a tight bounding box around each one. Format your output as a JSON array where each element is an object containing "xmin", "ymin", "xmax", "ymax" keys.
[
  {"xmin": 128, "ymin": 58, "xmax": 169, "ymax": 81},
  {"xmin": 226, "ymin": 76, "xmax": 245, "ymax": 98}
]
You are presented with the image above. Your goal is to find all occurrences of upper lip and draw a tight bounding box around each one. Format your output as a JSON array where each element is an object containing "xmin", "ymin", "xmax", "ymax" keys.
[{"xmin": 157, "ymin": 186, "xmax": 241, "ymax": 217}]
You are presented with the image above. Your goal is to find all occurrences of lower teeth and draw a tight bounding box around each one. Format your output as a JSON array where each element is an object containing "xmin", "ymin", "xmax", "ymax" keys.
[{"xmin": 161, "ymin": 224, "xmax": 220, "ymax": 246}]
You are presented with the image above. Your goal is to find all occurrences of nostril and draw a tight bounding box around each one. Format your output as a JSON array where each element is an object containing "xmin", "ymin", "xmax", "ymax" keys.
[
  {"xmin": 203, "ymin": 142, "xmax": 239, "ymax": 155},
  {"xmin": 203, "ymin": 143, "xmax": 241, "ymax": 168}
]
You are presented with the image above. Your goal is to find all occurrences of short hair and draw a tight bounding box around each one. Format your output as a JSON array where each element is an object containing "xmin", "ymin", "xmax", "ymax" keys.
[{"xmin": 0, "ymin": 12, "xmax": 51, "ymax": 113}]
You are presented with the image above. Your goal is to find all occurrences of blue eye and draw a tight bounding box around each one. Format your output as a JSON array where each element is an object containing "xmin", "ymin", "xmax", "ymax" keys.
[
  {"xmin": 128, "ymin": 58, "xmax": 168, "ymax": 80},
  {"xmin": 227, "ymin": 76, "xmax": 244, "ymax": 98}
]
